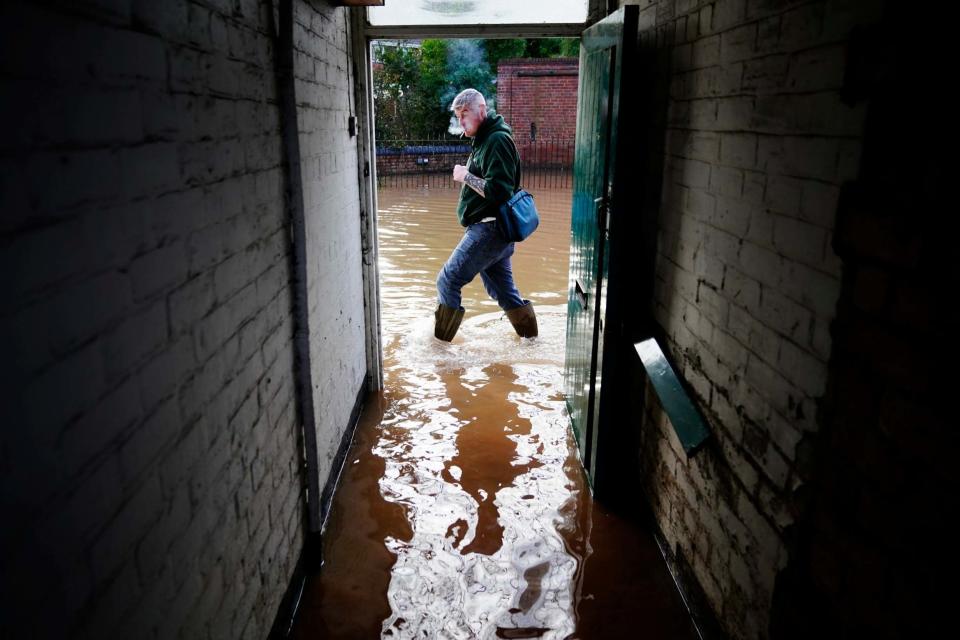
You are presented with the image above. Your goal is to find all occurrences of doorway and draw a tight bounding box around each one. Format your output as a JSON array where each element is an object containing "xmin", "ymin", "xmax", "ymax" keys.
[
  {"xmin": 283, "ymin": 5, "xmax": 697, "ymax": 639},
  {"xmin": 352, "ymin": 5, "xmax": 642, "ymax": 488}
]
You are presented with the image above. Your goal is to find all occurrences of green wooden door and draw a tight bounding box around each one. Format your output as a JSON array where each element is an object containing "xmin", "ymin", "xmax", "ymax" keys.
[{"xmin": 564, "ymin": 6, "xmax": 637, "ymax": 482}]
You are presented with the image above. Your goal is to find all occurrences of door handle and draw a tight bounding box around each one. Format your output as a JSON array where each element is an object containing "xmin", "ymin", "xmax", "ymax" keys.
[{"xmin": 575, "ymin": 279, "xmax": 588, "ymax": 310}]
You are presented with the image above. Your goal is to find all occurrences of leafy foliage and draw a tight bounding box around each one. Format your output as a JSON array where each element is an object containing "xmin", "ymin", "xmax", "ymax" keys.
[
  {"xmin": 373, "ymin": 38, "xmax": 579, "ymax": 140},
  {"xmin": 373, "ymin": 43, "xmax": 441, "ymax": 140}
]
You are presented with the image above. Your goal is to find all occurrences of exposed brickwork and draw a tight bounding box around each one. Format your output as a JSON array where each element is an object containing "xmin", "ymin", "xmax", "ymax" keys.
[
  {"xmin": 376, "ymin": 149, "xmax": 470, "ymax": 177},
  {"xmin": 768, "ymin": 12, "xmax": 951, "ymax": 637},
  {"xmin": 0, "ymin": 1, "xmax": 364, "ymax": 638},
  {"xmin": 293, "ymin": 0, "xmax": 368, "ymax": 520},
  {"xmin": 622, "ymin": 1, "xmax": 885, "ymax": 638},
  {"xmin": 496, "ymin": 58, "xmax": 579, "ymax": 142}
]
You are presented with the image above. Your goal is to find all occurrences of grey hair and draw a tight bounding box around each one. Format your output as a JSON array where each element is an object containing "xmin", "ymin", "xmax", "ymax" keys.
[{"xmin": 451, "ymin": 88, "xmax": 486, "ymax": 113}]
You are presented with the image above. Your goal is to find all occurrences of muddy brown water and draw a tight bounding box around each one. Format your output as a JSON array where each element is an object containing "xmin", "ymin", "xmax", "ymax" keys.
[{"xmin": 290, "ymin": 179, "xmax": 697, "ymax": 639}]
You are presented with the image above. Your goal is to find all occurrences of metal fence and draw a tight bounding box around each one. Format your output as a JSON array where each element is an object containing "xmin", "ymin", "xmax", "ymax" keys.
[{"xmin": 376, "ymin": 137, "xmax": 575, "ymax": 189}]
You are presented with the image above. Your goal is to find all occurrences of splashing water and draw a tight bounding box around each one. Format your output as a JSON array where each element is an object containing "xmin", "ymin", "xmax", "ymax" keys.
[
  {"xmin": 373, "ymin": 182, "xmax": 581, "ymax": 638},
  {"xmin": 290, "ymin": 183, "xmax": 699, "ymax": 640}
]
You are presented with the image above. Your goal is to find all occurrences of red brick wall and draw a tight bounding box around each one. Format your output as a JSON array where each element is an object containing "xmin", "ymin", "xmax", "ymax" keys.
[
  {"xmin": 376, "ymin": 150, "xmax": 468, "ymax": 176},
  {"xmin": 496, "ymin": 58, "xmax": 579, "ymax": 141}
]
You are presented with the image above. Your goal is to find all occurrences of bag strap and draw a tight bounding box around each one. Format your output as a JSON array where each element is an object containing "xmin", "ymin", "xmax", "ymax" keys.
[{"xmin": 503, "ymin": 134, "xmax": 523, "ymax": 193}]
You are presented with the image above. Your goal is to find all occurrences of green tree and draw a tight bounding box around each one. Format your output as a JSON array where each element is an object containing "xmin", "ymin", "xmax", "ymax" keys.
[
  {"xmin": 482, "ymin": 39, "xmax": 526, "ymax": 74},
  {"xmin": 374, "ymin": 39, "xmax": 474, "ymax": 140},
  {"xmin": 418, "ymin": 39, "xmax": 455, "ymax": 137},
  {"xmin": 373, "ymin": 38, "xmax": 579, "ymax": 140},
  {"xmin": 483, "ymin": 38, "xmax": 579, "ymax": 75},
  {"xmin": 558, "ymin": 38, "xmax": 580, "ymax": 57},
  {"xmin": 441, "ymin": 39, "xmax": 495, "ymax": 112},
  {"xmin": 373, "ymin": 43, "xmax": 422, "ymax": 140}
]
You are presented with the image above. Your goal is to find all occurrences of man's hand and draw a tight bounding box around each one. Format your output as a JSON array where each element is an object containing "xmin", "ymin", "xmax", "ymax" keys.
[{"xmin": 453, "ymin": 164, "xmax": 486, "ymax": 197}]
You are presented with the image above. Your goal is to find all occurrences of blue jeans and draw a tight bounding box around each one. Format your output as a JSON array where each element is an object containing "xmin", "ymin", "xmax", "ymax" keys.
[{"xmin": 437, "ymin": 221, "xmax": 525, "ymax": 311}]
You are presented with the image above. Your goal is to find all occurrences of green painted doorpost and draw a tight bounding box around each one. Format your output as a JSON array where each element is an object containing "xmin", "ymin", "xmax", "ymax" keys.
[{"xmin": 564, "ymin": 6, "xmax": 639, "ymax": 484}]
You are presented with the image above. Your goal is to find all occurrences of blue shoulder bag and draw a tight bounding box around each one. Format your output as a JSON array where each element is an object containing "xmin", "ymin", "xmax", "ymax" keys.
[{"xmin": 497, "ymin": 137, "xmax": 539, "ymax": 242}]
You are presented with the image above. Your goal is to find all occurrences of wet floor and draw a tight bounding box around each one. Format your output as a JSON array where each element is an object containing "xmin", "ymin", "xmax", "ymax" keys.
[{"xmin": 290, "ymin": 179, "xmax": 698, "ymax": 639}]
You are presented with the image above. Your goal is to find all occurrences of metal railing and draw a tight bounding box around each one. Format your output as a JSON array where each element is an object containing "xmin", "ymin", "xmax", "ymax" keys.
[{"xmin": 376, "ymin": 137, "xmax": 575, "ymax": 189}]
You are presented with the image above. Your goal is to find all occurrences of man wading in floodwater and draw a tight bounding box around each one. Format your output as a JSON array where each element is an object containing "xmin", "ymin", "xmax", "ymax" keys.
[{"xmin": 434, "ymin": 88, "xmax": 538, "ymax": 342}]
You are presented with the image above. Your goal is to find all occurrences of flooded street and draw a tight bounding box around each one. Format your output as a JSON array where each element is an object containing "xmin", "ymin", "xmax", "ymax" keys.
[
  {"xmin": 376, "ymin": 181, "xmax": 572, "ymax": 329},
  {"xmin": 290, "ymin": 180, "xmax": 697, "ymax": 639}
]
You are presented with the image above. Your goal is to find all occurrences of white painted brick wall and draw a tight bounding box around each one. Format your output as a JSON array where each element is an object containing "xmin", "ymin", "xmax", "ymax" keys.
[
  {"xmin": 1, "ymin": 1, "xmax": 363, "ymax": 638},
  {"xmin": 636, "ymin": 0, "xmax": 882, "ymax": 638},
  {"xmin": 291, "ymin": 5, "xmax": 368, "ymax": 494}
]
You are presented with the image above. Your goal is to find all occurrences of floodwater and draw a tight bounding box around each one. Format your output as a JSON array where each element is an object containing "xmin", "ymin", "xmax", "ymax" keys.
[{"xmin": 290, "ymin": 178, "xmax": 697, "ymax": 639}]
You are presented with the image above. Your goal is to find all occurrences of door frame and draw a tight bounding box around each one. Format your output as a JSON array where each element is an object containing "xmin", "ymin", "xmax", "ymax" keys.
[
  {"xmin": 347, "ymin": 3, "xmax": 611, "ymax": 391},
  {"xmin": 589, "ymin": 5, "xmax": 640, "ymax": 496},
  {"xmin": 563, "ymin": 5, "xmax": 639, "ymax": 487}
]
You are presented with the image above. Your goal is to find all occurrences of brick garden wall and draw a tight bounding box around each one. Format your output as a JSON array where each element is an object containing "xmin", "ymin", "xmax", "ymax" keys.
[
  {"xmin": 0, "ymin": 1, "xmax": 365, "ymax": 638},
  {"xmin": 375, "ymin": 149, "xmax": 470, "ymax": 176},
  {"xmin": 496, "ymin": 58, "xmax": 579, "ymax": 141},
  {"xmin": 616, "ymin": 1, "xmax": 887, "ymax": 638}
]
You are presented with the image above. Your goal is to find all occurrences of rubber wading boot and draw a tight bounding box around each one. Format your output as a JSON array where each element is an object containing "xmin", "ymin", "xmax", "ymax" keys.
[
  {"xmin": 505, "ymin": 300, "xmax": 538, "ymax": 338},
  {"xmin": 434, "ymin": 304, "xmax": 465, "ymax": 342}
]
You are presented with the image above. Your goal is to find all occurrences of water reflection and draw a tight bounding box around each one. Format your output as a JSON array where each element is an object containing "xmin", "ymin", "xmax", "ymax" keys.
[
  {"xmin": 377, "ymin": 316, "xmax": 579, "ymax": 638},
  {"xmin": 290, "ymin": 183, "xmax": 697, "ymax": 640},
  {"xmin": 377, "ymin": 184, "xmax": 572, "ymax": 331},
  {"xmin": 374, "ymin": 182, "xmax": 580, "ymax": 638}
]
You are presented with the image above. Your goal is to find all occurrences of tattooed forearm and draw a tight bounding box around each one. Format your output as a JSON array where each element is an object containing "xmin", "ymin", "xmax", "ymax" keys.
[{"xmin": 463, "ymin": 172, "xmax": 486, "ymax": 197}]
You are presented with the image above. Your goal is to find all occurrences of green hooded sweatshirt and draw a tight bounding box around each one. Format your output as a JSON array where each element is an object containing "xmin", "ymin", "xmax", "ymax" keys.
[{"xmin": 456, "ymin": 112, "xmax": 520, "ymax": 227}]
